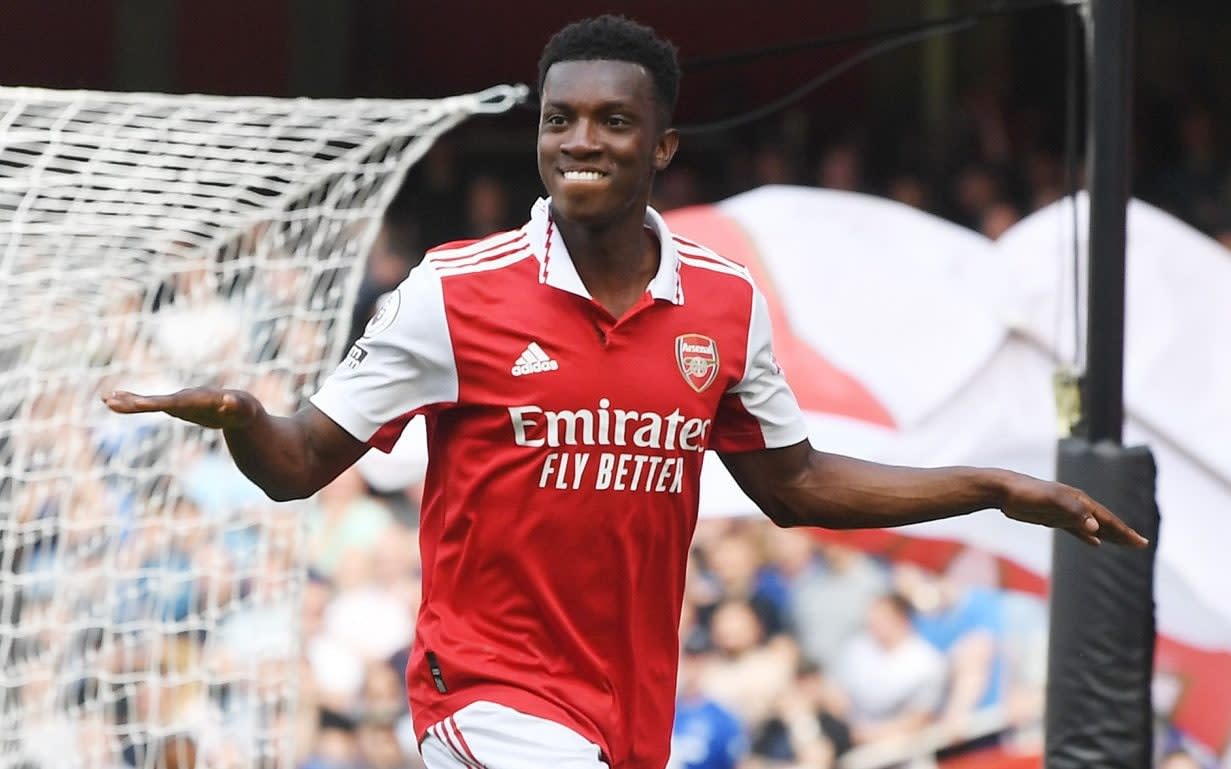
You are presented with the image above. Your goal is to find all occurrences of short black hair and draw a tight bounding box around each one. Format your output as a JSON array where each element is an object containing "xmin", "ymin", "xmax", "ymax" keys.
[
  {"xmin": 884, "ymin": 592, "xmax": 916, "ymax": 621},
  {"xmin": 538, "ymin": 15, "xmax": 680, "ymax": 122}
]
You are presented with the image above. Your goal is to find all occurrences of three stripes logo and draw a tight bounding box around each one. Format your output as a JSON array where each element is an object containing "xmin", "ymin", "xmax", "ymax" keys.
[{"xmin": 511, "ymin": 341, "xmax": 559, "ymax": 376}]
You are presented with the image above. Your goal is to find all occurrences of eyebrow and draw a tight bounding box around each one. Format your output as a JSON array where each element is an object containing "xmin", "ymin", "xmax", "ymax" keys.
[{"xmin": 541, "ymin": 99, "xmax": 643, "ymax": 112}]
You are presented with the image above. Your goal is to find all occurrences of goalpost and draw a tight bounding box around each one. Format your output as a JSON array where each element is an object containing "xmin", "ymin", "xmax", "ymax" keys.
[{"xmin": 0, "ymin": 83, "xmax": 526, "ymax": 769}]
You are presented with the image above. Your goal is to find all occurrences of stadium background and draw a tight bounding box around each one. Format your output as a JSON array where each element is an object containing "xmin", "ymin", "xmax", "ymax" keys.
[{"xmin": 4, "ymin": 2, "xmax": 1230, "ymax": 769}]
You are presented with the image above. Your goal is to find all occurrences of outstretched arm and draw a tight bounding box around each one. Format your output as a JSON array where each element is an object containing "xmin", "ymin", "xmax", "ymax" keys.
[
  {"xmin": 719, "ymin": 441, "xmax": 1147, "ymax": 547},
  {"xmin": 103, "ymin": 387, "xmax": 368, "ymax": 501}
]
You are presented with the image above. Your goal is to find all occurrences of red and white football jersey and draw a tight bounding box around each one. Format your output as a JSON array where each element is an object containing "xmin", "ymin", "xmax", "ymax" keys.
[{"xmin": 311, "ymin": 198, "xmax": 807, "ymax": 769}]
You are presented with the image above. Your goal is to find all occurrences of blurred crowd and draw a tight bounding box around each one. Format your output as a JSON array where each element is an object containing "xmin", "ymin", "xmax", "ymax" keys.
[{"xmin": 4, "ymin": 84, "xmax": 1226, "ymax": 769}]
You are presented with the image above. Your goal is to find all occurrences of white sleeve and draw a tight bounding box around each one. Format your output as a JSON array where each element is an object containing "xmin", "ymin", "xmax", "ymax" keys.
[
  {"xmin": 310, "ymin": 263, "xmax": 457, "ymax": 445},
  {"xmin": 720, "ymin": 285, "xmax": 809, "ymax": 450}
]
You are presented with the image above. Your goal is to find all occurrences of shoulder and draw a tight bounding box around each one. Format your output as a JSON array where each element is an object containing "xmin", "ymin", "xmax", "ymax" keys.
[
  {"xmin": 958, "ymin": 588, "xmax": 1004, "ymax": 629},
  {"xmin": 671, "ymin": 234, "xmax": 754, "ymax": 286},
  {"xmin": 423, "ymin": 228, "xmax": 535, "ymax": 279},
  {"xmin": 841, "ymin": 634, "xmax": 876, "ymax": 664},
  {"xmin": 905, "ymin": 636, "xmax": 946, "ymax": 668}
]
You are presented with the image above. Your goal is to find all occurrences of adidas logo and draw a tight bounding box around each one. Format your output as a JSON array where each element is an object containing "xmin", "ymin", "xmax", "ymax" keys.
[{"xmin": 511, "ymin": 342, "xmax": 559, "ymax": 376}]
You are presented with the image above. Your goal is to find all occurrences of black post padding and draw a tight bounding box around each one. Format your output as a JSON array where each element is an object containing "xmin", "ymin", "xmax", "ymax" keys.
[
  {"xmin": 1083, "ymin": 0, "xmax": 1134, "ymax": 445},
  {"xmin": 1046, "ymin": 438, "xmax": 1159, "ymax": 769}
]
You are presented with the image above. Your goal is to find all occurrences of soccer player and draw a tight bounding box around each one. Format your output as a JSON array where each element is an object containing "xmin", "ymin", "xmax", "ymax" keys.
[{"xmin": 104, "ymin": 15, "xmax": 1148, "ymax": 769}]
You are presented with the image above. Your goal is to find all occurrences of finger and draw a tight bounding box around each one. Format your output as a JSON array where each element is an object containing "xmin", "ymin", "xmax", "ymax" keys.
[
  {"xmin": 1054, "ymin": 488, "xmax": 1099, "ymax": 533},
  {"xmin": 1049, "ymin": 491, "xmax": 1107, "ymax": 546},
  {"xmin": 1087, "ymin": 499, "xmax": 1150, "ymax": 548},
  {"xmin": 102, "ymin": 390, "xmax": 171, "ymax": 414},
  {"xmin": 104, "ymin": 389, "xmax": 217, "ymax": 418},
  {"xmin": 1065, "ymin": 525, "xmax": 1101, "ymax": 547}
]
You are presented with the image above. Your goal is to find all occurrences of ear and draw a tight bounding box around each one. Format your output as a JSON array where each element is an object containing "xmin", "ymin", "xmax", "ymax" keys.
[{"xmin": 652, "ymin": 128, "xmax": 680, "ymax": 172}]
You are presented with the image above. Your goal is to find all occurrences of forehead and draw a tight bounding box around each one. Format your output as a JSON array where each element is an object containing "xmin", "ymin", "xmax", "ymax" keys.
[{"xmin": 541, "ymin": 59, "xmax": 657, "ymax": 108}]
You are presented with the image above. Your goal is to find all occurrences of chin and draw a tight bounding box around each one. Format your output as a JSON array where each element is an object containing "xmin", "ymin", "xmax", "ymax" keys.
[{"xmin": 549, "ymin": 193, "xmax": 618, "ymax": 226}]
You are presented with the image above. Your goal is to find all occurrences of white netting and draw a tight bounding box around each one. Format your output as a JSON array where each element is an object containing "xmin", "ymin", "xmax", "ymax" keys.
[{"xmin": 0, "ymin": 83, "xmax": 527, "ymax": 769}]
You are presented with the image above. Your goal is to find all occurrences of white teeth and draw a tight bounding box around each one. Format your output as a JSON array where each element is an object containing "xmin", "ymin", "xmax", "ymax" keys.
[{"xmin": 562, "ymin": 170, "xmax": 605, "ymax": 181}]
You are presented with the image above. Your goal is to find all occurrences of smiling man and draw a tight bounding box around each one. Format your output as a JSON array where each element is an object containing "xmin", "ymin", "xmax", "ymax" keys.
[{"xmin": 104, "ymin": 14, "xmax": 1147, "ymax": 769}]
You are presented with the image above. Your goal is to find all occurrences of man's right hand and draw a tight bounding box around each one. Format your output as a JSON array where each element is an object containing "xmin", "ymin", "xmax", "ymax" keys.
[
  {"xmin": 103, "ymin": 388, "xmax": 367, "ymax": 501},
  {"xmin": 103, "ymin": 387, "xmax": 263, "ymax": 430}
]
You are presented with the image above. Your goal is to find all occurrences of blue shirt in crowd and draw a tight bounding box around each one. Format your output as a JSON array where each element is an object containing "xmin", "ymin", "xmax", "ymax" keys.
[
  {"xmin": 671, "ymin": 696, "xmax": 747, "ymax": 769},
  {"xmin": 914, "ymin": 586, "xmax": 1005, "ymax": 708}
]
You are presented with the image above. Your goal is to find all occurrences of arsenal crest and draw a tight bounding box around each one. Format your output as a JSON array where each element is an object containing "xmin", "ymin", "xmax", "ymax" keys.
[{"xmin": 675, "ymin": 334, "xmax": 719, "ymax": 393}]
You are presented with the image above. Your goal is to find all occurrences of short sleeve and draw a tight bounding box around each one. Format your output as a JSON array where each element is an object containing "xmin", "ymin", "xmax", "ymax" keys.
[
  {"xmin": 710, "ymin": 285, "xmax": 809, "ymax": 453},
  {"xmin": 310, "ymin": 263, "xmax": 458, "ymax": 450}
]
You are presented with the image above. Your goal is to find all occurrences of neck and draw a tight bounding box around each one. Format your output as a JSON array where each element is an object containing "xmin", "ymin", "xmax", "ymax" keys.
[{"xmin": 552, "ymin": 202, "xmax": 659, "ymax": 316}]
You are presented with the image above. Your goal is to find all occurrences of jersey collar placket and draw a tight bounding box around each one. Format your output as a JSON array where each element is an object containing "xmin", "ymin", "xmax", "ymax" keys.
[{"xmin": 525, "ymin": 197, "xmax": 685, "ymax": 312}]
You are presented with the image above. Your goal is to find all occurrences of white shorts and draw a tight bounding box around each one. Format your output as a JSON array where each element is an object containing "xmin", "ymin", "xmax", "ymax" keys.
[{"xmin": 420, "ymin": 700, "xmax": 608, "ymax": 769}]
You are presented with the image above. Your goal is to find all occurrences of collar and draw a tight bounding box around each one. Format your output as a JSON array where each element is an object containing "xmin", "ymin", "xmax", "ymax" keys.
[{"xmin": 524, "ymin": 197, "xmax": 684, "ymax": 305}]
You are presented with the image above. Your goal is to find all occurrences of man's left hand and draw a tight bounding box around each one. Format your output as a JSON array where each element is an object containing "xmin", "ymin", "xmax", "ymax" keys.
[{"xmin": 999, "ymin": 473, "xmax": 1149, "ymax": 548}]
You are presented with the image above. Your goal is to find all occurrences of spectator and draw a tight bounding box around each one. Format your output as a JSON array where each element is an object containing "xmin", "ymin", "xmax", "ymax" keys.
[
  {"xmin": 320, "ymin": 524, "xmax": 416, "ymax": 665},
  {"xmin": 816, "ymin": 142, "xmax": 864, "ymax": 193},
  {"xmin": 357, "ymin": 661, "xmax": 408, "ymax": 725},
  {"xmin": 75, "ymin": 714, "xmax": 129, "ymax": 769},
  {"xmin": 701, "ymin": 600, "xmax": 797, "ymax": 728},
  {"xmin": 408, "ymin": 140, "xmax": 467, "ymax": 248},
  {"xmin": 215, "ymin": 543, "xmax": 300, "ymax": 662},
  {"xmin": 951, "ymin": 164, "xmax": 1005, "ymax": 231},
  {"xmin": 464, "ymin": 174, "xmax": 513, "ymax": 238},
  {"xmin": 348, "ymin": 215, "xmax": 422, "ymax": 347},
  {"xmin": 749, "ymin": 660, "xmax": 851, "ymax": 769},
  {"xmin": 308, "ymin": 468, "xmax": 395, "ymax": 579},
  {"xmin": 885, "ymin": 174, "xmax": 932, "ymax": 211},
  {"xmin": 151, "ymin": 255, "xmax": 246, "ymax": 369},
  {"xmin": 833, "ymin": 593, "xmax": 946, "ymax": 747},
  {"xmin": 152, "ymin": 735, "xmax": 197, "ymax": 769},
  {"xmin": 774, "ymin": 535, "xmax": 887, "ymax": 670},
  {"xmin": 1211, "ymin": 212, "xmax": 1231, "ymax": 253},
  {"xmin": 357, "ymin": 721, "xmax": 415, "ymax": 769},
  {"xmin": 670, "ymin": 638, "xmax": 747, "ymax": 769},
  {"xmin": 754, "ymin": 143, "xmax": 795, "ymax": 187},
  {"xmin": 999, "ymin": 589, "xmax": 1048, "ymax": 751},
  {"xmin": 305, "ymin": 572, "xmax": 366, "ymax": 713},
  {"xmin": 1023, "ymin": 150, "xmax": 1066, "ymax": 210},
  {"xmin": 301, "ymin": 708, "xmax": 362, "ymax": 769},
  {"xmin": 896, "ymin": 565, "xmax": 1007, "ymax": 747},
  {"xmin": 1154, "ymin": 106, "xmax": 1226, "ymax": 234},
  {"xmin": 653, "ymin": 165, "xmax": 702, "ymax": 211},
  {"xmin": 679, "ymin": 563, "xmax": 713, "ymax": 653},
  {"xmin": 698, "ymin": 532, "xmax": 789, "ymax": 640},
  {"xmin": 370, "ymin": 520, "xmax": 422, "ymax": 612},
  {"xmin": 1158, "ymin": 750, "xmax": 1204, "ymax": 769},
  {"xmin": 980, "ymin": 200, "xmax": 1022, "ymax": 240}
]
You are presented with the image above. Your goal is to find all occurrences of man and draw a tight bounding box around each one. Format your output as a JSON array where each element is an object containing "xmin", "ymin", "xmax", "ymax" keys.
[
  {"xmin": 894, "ymin": 564, "xmax": 1006, "ymax": 750},
  {"xmin": 104, "ymin": 15, "xmax": 1147, "ymax": 769},
  {"xmin": 833, "ymin": 594, "xmax": 946, "ymax": 747},
  {"xmin": 747, "ymin": 660, "xmax": 850, "ymax": 769}
]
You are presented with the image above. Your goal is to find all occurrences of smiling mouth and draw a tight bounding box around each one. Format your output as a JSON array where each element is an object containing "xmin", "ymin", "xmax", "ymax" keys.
[{"xmin": 560, "ymin": 170, "xmax": 607, "ymax": 181}]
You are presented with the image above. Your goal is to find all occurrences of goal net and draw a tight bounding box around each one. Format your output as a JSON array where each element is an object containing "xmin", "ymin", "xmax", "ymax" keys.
[{"xmin": 0, "ymin": 83, "xmax": 526, "ymax": 769}]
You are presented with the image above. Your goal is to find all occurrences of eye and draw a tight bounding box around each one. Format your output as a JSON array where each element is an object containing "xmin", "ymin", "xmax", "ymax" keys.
[
  {"xmin": 607, "ymin": 115, "xmax": 630, "ymax": 128},
  {"xmin": 543, "ymin": 114, "xmax": 567, "ymax": 127}
]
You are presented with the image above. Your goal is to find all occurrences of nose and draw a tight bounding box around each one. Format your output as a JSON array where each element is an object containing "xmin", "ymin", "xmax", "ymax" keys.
[{"xmin": 560, "ymin": 118, "xmax": 601, "ymax": 157}]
